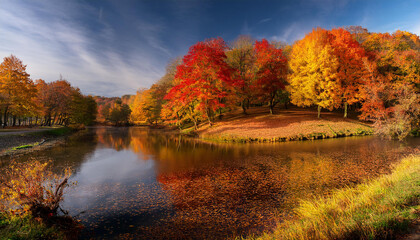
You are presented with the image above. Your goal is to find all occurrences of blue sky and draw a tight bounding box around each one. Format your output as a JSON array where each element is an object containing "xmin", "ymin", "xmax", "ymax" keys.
[{"xmin": 1, "ymin": 0, "xmax": 419, "ymax": 97}]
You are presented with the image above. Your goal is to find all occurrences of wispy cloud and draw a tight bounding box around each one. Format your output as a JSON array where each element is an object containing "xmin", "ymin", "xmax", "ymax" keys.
[
  {"xmin": 0, "ymin": 0, "xmax": 167, "ymax": 97},
  {"xmin": 268, "ymin": 21, "xmax": 320, "ymax": 44},
  {"xmin": 258, "ymin": 18, "xmax": 272, "ymax": 24}
]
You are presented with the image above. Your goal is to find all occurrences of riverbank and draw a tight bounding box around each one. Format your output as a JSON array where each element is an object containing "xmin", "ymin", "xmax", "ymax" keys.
[
  {"xmin": 252, "ymin": 153, "xmax": 420, "ymax": 240},
  {"xmin": 0, "ymin": 127, "xmax": 75, "ymax": 157},
  {"xmin": 0, "ymin": 213, "xmax": 65, "ymax": 240},
  {"xmin": 197, "ymin": 107, "xmax": 373, "ymax": 143}
]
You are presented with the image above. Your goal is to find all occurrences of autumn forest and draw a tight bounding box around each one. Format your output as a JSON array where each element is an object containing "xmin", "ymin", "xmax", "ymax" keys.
[{"xmin": 1, "ymin": 27, "xmax": 419, "ymax": 139}]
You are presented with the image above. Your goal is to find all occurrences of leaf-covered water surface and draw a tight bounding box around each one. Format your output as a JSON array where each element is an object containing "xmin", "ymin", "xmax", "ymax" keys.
[{"xmin": 2, "ymin": 127, "xmax": 418, "ymax": 239}]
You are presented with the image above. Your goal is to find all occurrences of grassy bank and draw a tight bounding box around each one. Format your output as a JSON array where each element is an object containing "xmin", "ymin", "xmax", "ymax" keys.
[
  {"xmin": 253, "ymin": 154, "xmax": 420, "ymax": 240},
  {"xmin": 0, "ymin": 126, "xmax": 80, "ymax": 156},
  {"xmin": 198, "ymin": 107, "xmax": 373, "ymax": 143},
  {"xmin": 0, "ymin": 213, "xmax": 64, "ymax": 240},
  {"xmin": 28, "ymin": 126, "xmax": 75, "ymax": 137}
]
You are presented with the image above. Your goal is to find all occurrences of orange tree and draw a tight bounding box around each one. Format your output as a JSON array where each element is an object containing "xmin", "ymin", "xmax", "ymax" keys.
[
  {"xmin": 329, "ymin": 28, "xmax": 367, "ymax": 117},
  {"xmin": 0, "ymin": 55, "xmax": 37, "ymax": 127},
  {"xmin": 358, "ymin": 30, "xmax": 420, "ymax": 139}
]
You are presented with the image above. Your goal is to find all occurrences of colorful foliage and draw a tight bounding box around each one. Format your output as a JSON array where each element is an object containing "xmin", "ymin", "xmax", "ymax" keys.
[
  {"xmin": 253, "ymin": 39, "xmax": 288, "ymax": 114},
  {"xmin": 0, "ymin": 55, "xmax": 37, "ymax": 126},
  {"xmin": 0, "ymin": 160, "xmax": 73, "ymax": 218},
  {"xmin": 163, "ymin": 38, "xmax": 240, "ymax": 127},
  {"xmin": 289, "ymin": 28, "xmax": 340, "ymax": 118}
]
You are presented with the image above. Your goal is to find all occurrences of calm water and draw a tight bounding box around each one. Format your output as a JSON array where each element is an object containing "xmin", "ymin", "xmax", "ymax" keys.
[{"xmin": 1, "ymin": 127, "xmax": 419, "ymax": 239}]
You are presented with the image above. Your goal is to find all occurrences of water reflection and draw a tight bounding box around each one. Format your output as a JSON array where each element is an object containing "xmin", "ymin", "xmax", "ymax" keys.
[{"xmin": 1, "ymin": 127, "xmax": 418, "ymax": 239}]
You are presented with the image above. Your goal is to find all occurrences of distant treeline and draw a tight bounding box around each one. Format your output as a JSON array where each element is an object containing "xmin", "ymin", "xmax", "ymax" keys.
[
  {"xmin": 0, "ymin": 55, "xmax": 97, "ymax": 127},
  {"xmin": 95, "ymin": 96, "xmax": 132, "ymax": 126}
]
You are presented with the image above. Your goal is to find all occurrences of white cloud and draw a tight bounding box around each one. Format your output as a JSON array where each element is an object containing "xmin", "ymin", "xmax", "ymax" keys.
[
  {"xmin": 410, "ymin": 22, "xmax": 420, "ymax": 36},
  {"xmin": 258, "ymin": 18, "xmax": 272, "ymax": 24},
  {"xmin": 0, "ymin": 0, "xmax": 167, "ymax": 97},
  {"xmin": 268, "ymin": 21, "xmax": 320, "ymax": 44}
]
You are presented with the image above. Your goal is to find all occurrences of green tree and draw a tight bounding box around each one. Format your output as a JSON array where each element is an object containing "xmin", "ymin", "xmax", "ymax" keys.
[{"xmin": 70, "ymin": 92, "xmax": 97, "ymax": 126}]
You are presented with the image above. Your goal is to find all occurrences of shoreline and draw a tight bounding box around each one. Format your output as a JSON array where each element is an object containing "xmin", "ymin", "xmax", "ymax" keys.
[
  {"xmin": 253, "ymin": 153, "xmax": 420, "ymax": 240},
  {"xmin": 189, "ymin": 108, "xmax": 374, "ymax": 143},
  {"xmin": 199, "ymin": 127, "xmax": 373, "ymax": 143},
  {"xmin": 0, "ymin": 127, "xmax": 76, "ymax": 158}
]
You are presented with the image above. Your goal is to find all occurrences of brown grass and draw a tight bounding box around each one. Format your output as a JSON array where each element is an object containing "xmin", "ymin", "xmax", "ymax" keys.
[{"xmin": 198, "ymin": 107, "xmax": 372, "ymax": 142}]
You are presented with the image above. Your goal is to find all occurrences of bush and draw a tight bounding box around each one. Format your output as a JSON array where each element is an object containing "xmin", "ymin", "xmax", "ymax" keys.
[{"xmin": 0, "ymin": 160, "xmax": 74, "ymax": 219}]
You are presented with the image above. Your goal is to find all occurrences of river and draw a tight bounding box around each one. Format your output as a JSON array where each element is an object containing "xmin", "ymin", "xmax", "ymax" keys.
[{"xmin": 1, "ymin": 127, "xmax": 419, "ymax": 239}]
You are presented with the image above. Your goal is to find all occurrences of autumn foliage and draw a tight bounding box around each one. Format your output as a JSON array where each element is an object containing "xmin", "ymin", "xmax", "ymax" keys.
[
  {"xmin": 163, "ymin": 38, "xmax": 240, "ymax": 128},
  {"xmin": 2, "ymin": 26, "xmax": 418, "ymax": 139},
  {"xmin": 0, "ymin": 55, "xmax": 97, "ymax": 127},
  {"xmin": 128, "ymin": 27, "xmax": 419, "ymax": 139},
  {"xmin": 253, "ymin": 39, "xmax": 288, "ymax": 114},
  {"xmin": 0, "ymin": 160, "xmax": 74, "ymax": 218}
]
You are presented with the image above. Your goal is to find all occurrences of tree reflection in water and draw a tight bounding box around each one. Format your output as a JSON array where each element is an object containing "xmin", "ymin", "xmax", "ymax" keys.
[{"xmin": 2, "ymin": 127, "xmax": 417, "ymax": 239}]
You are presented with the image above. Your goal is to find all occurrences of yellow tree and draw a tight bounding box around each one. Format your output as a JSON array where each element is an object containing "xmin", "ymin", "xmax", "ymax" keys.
[
  {"xmin": 131, "ymin": 87, "xmax": 160, "ymax": 124},
  {"xmin": 0, "ymin": 55, "xmax": 36, "ymax": 127},
  {"xmin": 288, "ymin": 28, "xmax": 340, "ymax": 118}
]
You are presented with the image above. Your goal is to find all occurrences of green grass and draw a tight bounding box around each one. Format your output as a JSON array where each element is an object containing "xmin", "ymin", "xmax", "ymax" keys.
[
  {"xmin": 28, "ymin": 127, "xmax": 74, "ymax": 137},
  {"xmin": 253, "ymin": 155, "xmax": 420, "ymax": 240},
  {"xmin": 202, "ymin": 129, "xmax": 373, "ymax": 143},
  {"xmin": 0, "ymin": 213, "xmax": 64, "ymax": 240},
  {"xmin": 12, "ymin": 144, "xmax": 34, "ymax": 150}
]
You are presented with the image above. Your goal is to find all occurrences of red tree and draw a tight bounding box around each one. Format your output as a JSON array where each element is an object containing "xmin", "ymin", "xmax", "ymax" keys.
[
  {"xmin": 252, "ymin": 39, "xmax": 288, "ymax": 114},
  {"xmin": 164, "ymin": 38, "xmax": 241, "ymax": 127}
]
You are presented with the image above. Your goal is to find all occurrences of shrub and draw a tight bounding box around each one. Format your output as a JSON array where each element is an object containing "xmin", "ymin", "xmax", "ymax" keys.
[{"xmin": 0, "ymin": 160, "xmax": 74, "ymax": 219}]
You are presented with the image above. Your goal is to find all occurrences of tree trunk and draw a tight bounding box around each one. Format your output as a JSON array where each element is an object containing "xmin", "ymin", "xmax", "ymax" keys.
[
  {"xmin": 242, "ymin": 99, "xmax": 247, "ymax": 114},
  {"xmin": 52, "ymin": 114, "xmax": 57, "ymax": 125},
  {"xmin": 269, "ymin": 99, "xmax": 275, "ymax": 115},
  {"xmin": 269, "ymin": 93, "xmax": 277, "ymax": 114},
  {"xmin": 12, "ymin": 116, "xmax": 16, "ymax": 126},
  {"xmin": 344, "ymin": 102, "xmax": 348, "ymax": 118},
  {"xmin": 317, "ymin": 105, "xmax": 321, "ymax": 119},
  {"xmin": 206, "ymin": 107, "xmax": 212, "ymax": 127}
]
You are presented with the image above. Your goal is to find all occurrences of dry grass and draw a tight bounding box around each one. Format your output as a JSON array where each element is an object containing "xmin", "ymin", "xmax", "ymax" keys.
[
  {"xmin": 199, "ymin": 107, "xmax": 373, "ymax": 142},
  {"xmin": 251, "ymin": 154, "xmax": 420, "ymax": 240}
]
